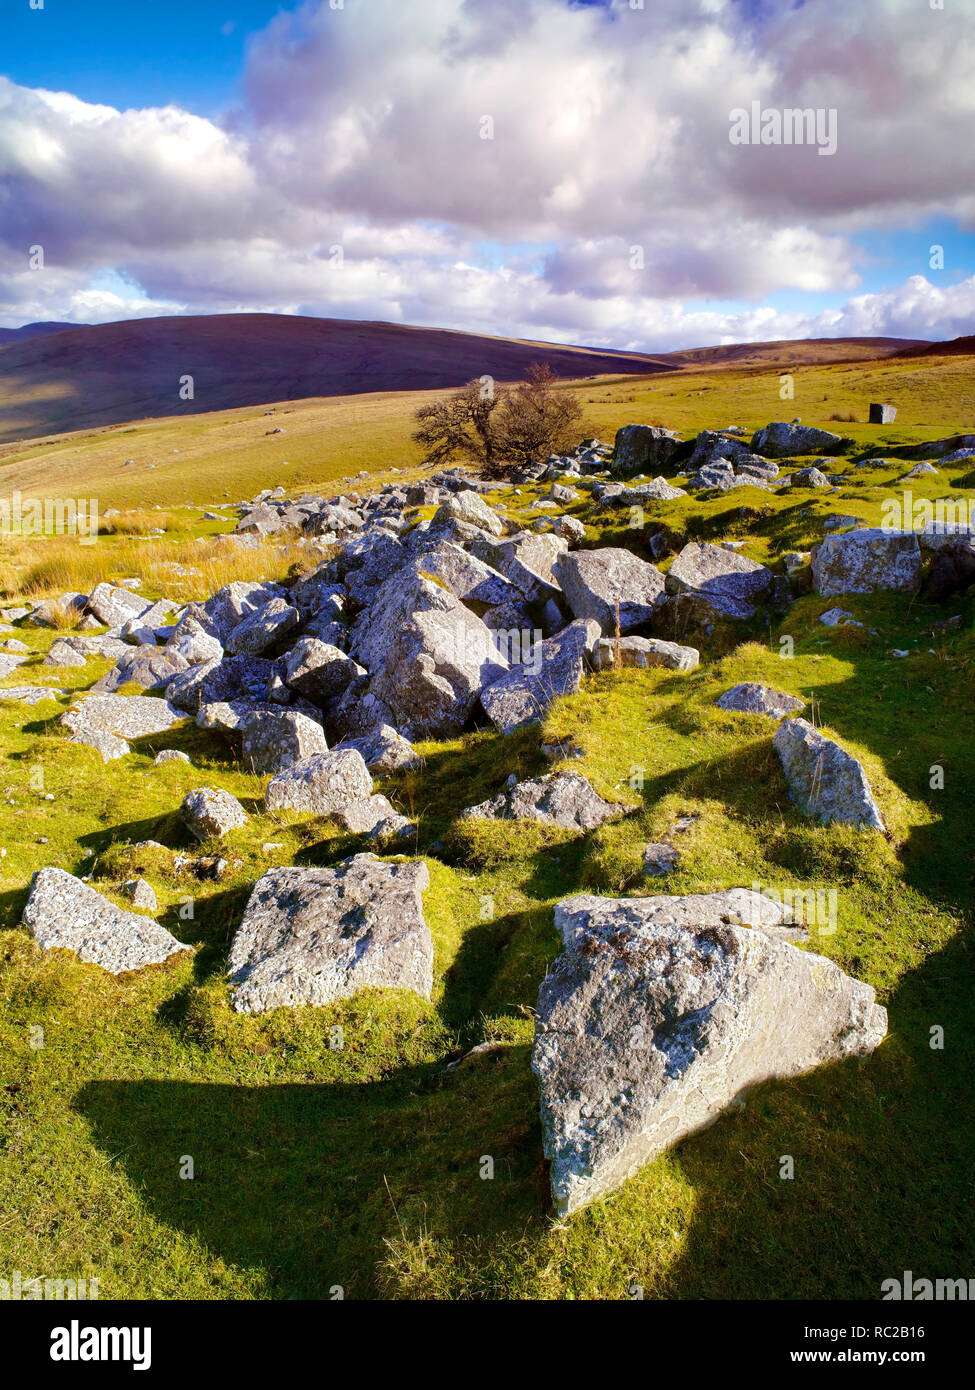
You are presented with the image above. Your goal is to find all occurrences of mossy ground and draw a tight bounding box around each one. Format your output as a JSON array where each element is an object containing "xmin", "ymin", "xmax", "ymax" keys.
[{"xmin": 1, "ymin": 363, "xmax": 974, "ymax": 1299}]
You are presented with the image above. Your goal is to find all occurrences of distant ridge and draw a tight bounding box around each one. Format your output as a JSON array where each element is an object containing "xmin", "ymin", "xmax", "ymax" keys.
[{"xmin": 0, "ymin": 311, "xmax": 931, "ymax": 444}]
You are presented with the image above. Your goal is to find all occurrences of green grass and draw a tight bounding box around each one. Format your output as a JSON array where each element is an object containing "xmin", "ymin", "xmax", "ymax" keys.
[{"xmin": 1, "ymin": 365, "xmax": 974, "ymax": 1299}]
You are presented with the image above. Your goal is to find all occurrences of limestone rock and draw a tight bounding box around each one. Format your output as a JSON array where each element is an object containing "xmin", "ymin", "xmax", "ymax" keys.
[
  {"xmin": 264, "ymin": 748, "xmax": 372, "ymax": 815},
  {"xmin": 240, "ymin": 709, "xmax": 329, "ymax": 775},
  {"xmin": 533, "ymin": 890, "xmax": 887, "ymax": 1214},
  {"xmin": 180, "ymin": 786, "xmax": 250, "ymax": 840},
  {"xmin": 554, "ymin": 548, "xmax": 665, "ymax": 634},
  {"xmin": 23, "ymin": 867, "xmax": 188, "ymax": 974},
  {"xmin": 228, "ymin": 855, "xmax": 433, "ymax": 1012},
  {"xmin": 663, "ymin": 542, "xmax": 774, "ymax": 620},
  {"xmin": 225, "ymin": 597, "xmax": 299, "ymax": 655},
  {"xmin": 716, "ymin": 683, "xmax": 805, "ymax": 718},
  {"xmin": 751, "ymin": 422, "xmax": 848, "ymax": 458},
  {"xmin": 612, "ymin": 425, "xmax": 686, "ymax": 478},
  {"xmin": 811, "ymin": 528, "xmax": 921, "ymax": 596},
  {"xmin": 593, "ymin": 635, "xmax": 699, "ymax": 672},
  {"xmin": 774, "ymin": 718, "xmax": 885, "ymax": 830},
  {"xmin": 463, "ymin": 770, "xmax": 627, "ymax": 831},
  {"xmin": 479, "ymin": 619, "xmax": 600, "ymax": 734}
]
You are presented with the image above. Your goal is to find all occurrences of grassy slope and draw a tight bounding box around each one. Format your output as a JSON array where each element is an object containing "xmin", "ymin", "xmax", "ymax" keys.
[
  {"xmin": 0, "ymin": 348, "xmax": 971, "ymax": 511},
  {"xmin": 1, "ymin": 355, "xmax": 974, "ymax": 1300}
]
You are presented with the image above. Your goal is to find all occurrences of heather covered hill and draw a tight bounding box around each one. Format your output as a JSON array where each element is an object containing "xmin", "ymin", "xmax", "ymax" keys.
[{"xmin": 0, "ymin": 312, "xmax": 927, "ymax": 444}]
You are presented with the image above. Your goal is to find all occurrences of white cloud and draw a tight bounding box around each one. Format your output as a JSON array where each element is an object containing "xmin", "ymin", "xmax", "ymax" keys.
[{"xmin": 0, "ymin": 0, "xmax": 973, "ymax": 344}]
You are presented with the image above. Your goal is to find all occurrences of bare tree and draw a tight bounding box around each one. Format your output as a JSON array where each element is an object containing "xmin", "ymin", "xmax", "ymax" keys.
[
  {"xmin": 412, "ymin": 363, "xmax": 586, "ymax": 477},
  {"xmin": 490, "ymin": 363, "xmax": 585, "ymax": 476},
  {"xmin": 412, "ymin": 377, "xmax": 500, "ymax": 470}
]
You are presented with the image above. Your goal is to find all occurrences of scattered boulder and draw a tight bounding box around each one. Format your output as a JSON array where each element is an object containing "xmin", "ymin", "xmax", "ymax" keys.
[
  {"xmin": 533, "ymin": 889, "xmax": 887, "ymax": 1214},
  {"xmin": 0, "ymin": 685, "xmax": 60, "ymax": 705},
  {"xmin": 592, "ymin": 635, "xmax": 699, "ymax": 672},
  {"xmin": 228, "ymin": 855, "xmax": 433, "ymax": 1013},
  {"xmin": 716, "ymin": 683, "xmax": 805, "ymax": 718},
  {"xmin": 811, "ymin": 528, "xmax": 921, "ymax": 596},
  {"xmin": 463, "ymin": 770, "xmax": 627, "ymax": 831},
  {"xmin": 122, "ymin": 878, "xmax": 158, "ymax": 912},
  {"xmin": 155, "ymin": 749, "xmax": 189, "ymax": 765},
  {"xmin": 869, "ymin": 403, "xmax": 897, "ymax": 424},
  {"xmin": 86, "ymin": 583, "xmax": 152, "ymax": 628},
  {"xmin": 342, "ymin": 725, "xmax": 420, "ymax": 774},
  {"xmin": 751, "ymin": 422, "xmax": 849, "ymax": 458},
  {"xmin": 662, "ymin": 542, "xmax": 775, "ymax": 622},
  {"xmin": 642, "ymin": 843, "xmax": 679, "ymax": 877},
  {"xmin": 240, "ymin": 709, "xmax": 329, "ymax": 775},
  {"xmin": 62, "ymin": 693, "xmax": 184, "ymax": 761},
  {"xmin": 283, "ymin": 638, "xmax": 366, "ymax": 707},
  {"xmin": 264, "ymin": 748, "xmax": 372, "ymax": 815},
  {"xmin": 612, "ymin": 425, "xmax": 686, "ymax": 478},
  {"xmin": 479, "ymin": 619, "xmax": 600, "ymax": 734},
  {"xmin": 774, "ymin": 718, "xmax": 885, "ymax": 830},
  {"xmin": 225, "ymin": 597, "xmax": 300, "ymax": 656},
  {"xmin": 22, "ymin": 867, "xmax": 188, "ymax": 974},
  {"xmin": 180, "ymin": 787, "xmax": 250, "ymax": 840}
]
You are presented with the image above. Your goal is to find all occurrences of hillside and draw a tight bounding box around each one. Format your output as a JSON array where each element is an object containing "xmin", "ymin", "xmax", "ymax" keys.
[
  {"xmin": 0, "ymin": 345, "xmax": 972, "ymax": 512},
  {"xmin": 0, "ymin": 313, "xmax": 926, "ymax": 445}
]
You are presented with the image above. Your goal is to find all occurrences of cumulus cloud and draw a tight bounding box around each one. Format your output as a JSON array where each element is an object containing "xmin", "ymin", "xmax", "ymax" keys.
[{"xmin": 0, "ymin": 0, "xmax": 973, "ymax": 343}]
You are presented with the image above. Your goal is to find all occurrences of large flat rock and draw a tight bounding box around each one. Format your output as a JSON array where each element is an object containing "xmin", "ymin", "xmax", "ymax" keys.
[{"xmin": 228, "ymin": 854, "xmax": 433, "ymax": 1013}]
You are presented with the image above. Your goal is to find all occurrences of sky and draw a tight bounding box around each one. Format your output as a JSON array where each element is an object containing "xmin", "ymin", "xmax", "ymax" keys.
[{"xmin": 1, "ymin": 0, "xmax": 973, "ymax": 350}]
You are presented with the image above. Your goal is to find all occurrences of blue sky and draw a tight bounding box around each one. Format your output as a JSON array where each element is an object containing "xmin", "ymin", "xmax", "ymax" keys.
[{"xmin": 1, "ymin": 0, "xmax": 973, "ymax": 347}]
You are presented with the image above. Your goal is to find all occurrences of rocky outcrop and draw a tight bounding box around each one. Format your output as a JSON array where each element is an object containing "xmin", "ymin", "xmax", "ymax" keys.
[{"xmin": 532, "ymin": 890, "xmax": 887, "ymax": 1215}]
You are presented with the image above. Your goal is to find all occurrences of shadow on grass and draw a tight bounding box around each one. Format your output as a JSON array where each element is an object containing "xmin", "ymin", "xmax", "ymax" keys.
[{"xmin": 76, "ymin": 1044, "xmax": 541, "ymax": 1300}]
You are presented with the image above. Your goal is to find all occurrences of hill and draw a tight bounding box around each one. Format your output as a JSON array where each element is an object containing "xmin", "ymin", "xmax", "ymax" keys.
[{"xmin": 0, "ymin": 312, "xmax": 926, "ymax": 444}]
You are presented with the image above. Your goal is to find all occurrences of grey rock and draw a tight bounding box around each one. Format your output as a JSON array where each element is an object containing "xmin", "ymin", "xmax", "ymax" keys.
[
  {"xmin": 554, "ymin": 547, "xmax": 665, "ymax": 634},
  {"xmin": 225, "ymin": 597, "xmax": 299, "ymax": 655},
  {"xmin": 716, "ymin": 683, "xmax": 805, "ymax": 718},
  {"xmin": 123, "ymin": 878, "xmax": 158, "ymax": 912},
  {"xmin": 790, "ymin": 467, "xmax": 831, "ymax": 488},
  {"xmin": 480, "ymin": 619, "xmax": 600, "ymax": 734},
  {"xmin": 92, "ymin": 647, "xmax": 189, "ymax": 693},
  {"xmin": 751, "ymin": 422, "xmax": 848, "ymax": 458},
  {"xmin": 434, "ymin": 490, "xmax": 505, "ymax": 537},
  {"xmin": 86, "ymin": 583, "xmax": 152, "ymax": 628},
  {"xmin": 0, "ymin": 685, "xmax": 60, "ymax": 705},
  {"xmin": 349, "ymin": 570, "xmax": 508, "ymax": 739},
  {"xmin": 663, "ymin": 542, "xmax": 774, "ymax": 620},
  {"xmin": 264, "ymin": 748, "xmax": 372, "ymax": 815},
  {"xmin": 463, "ymin": 770, "xmax": 627, "ymax": 831},
  {"xmin": 241, "ymin": 709, "xmax": 329, "ymax": 775},
  {"xmin": 23, "ymin": 867, "xmax": 187, "ymax": 974},
  {"xmin": 592, "ymin": 635, "xmax": 699, "ymax": 672},
  {"xmin": 642, "ymin": 843, "xmax": 679, "ymax": 877},
  {"xmin": 155, "ymin": 749, "xmax": 190, "ymax": 765},
  {"xmin": 533, "ymin": 889, "xmax": 886, "ymax": 1214},
  {"xmin": 612, "ymin": 425, "xmax": 685, "ymax": 478},
  {"xmin": 774, "ymin": 718, "xmax": 885, "ymax": 830},
  {"xmin": 44, "ymin": 640, "xmax": 86, "ymax": 668},
  {"xmin": 812, "ymin": 528, "xmax": 921, "ymax": 596},
  {"xmin": 343, "ymin": 725, "xmax": 420, "ymax": 774},
  {"xmin": 180, "ymin": 786, "xmax": 250, "ymax": 839},
  {"xmin": 283, "ymin": 638, "xmax": 365, "ymax": 707},
  {"xmin": 228, "ymin": 855, "xmax": 433, "ymax": 1013}
]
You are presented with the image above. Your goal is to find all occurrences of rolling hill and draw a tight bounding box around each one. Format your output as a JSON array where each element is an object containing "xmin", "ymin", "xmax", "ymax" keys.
[{"xmin": 0, "ymin": 313, "xmax": 927, "ymax": 445}]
